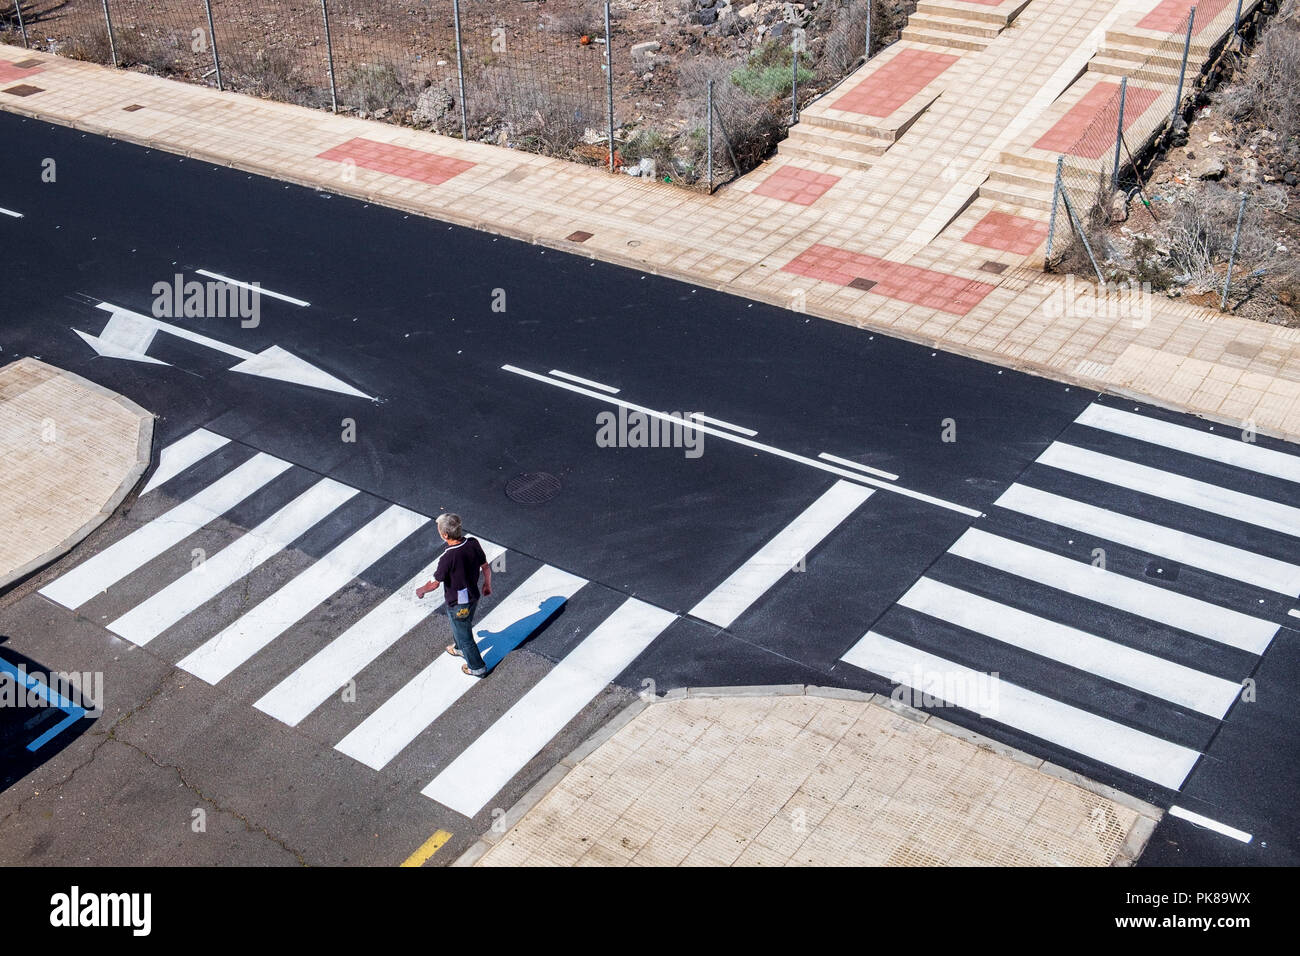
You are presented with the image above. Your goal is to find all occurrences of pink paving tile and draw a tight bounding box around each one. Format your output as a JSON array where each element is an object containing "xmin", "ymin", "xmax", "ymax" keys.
[
  {"xmin": 1032, "ymin": 82, "xmax": 1162, "ymax": 158},
  {"xmin": 0, "ymin": 60, "xmax": 44, "ymax": 84},
  {"xmin": 962, "ymin": 210, "xmax": 1049, "ymax": 256},
  {"xmin": 782, "ymin": 243, "xmax": 997, "ymax": 316},
  {"xmin": 1138, "ymin": 0, "xmax": 1232, "ymax": 35},
  {"xmin": 832, "ymin": 49, "xmax": 960, "ymax": 118},
  {"xmin": 316, "ymin": 137, "xmax": 475, "ymax": 185},
  {"xmin": 753, "ymin": 165, "xmax": 841, "ymax": 205}
]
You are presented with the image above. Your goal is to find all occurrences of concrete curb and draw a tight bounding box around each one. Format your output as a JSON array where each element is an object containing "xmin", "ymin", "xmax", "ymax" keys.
[
  {"xmin": 0, "ymin": 359, "xmax": 154, "ymax": 591},
  {"xmin": 452, "ymin": 683, "xmax": 1165, "ymax": 867}
]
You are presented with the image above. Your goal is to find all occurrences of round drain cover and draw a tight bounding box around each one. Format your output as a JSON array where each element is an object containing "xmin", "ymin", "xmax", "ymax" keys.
[{"xmin": 505, "ymin": 472, "xmax": 562, "ymax": 504}]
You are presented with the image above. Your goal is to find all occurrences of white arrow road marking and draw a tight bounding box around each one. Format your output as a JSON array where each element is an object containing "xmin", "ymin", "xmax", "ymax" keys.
[
  {"xmin": 141, "ymin": 429, "xmax": 231, "ymax": 495},
  {"xmin": 1168, "ymin": 806, "xmax": 1252, "ymax": 843},
  {"xmin": 196, "ymin": 269, "xmax": 310, "ymax": 307},
  {"xmin": 75, "ymin": 301, "xmax": 374, "ymax": 400},
  {"xmin": 0, "ymin": 207, "xmax": 23, "ymax": 219}
]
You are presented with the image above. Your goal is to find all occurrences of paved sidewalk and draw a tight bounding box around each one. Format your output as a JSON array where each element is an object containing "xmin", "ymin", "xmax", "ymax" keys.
[
  {"xmin": 460, "ymin": 689, "xmax": 1160, "ymax": 867},
  {"xmin": 0, "ymin": 358, "xmax": 152, "ymax": 589},
  {"xmin": 3, "ymin": 0, "xmax": 1299, "ymax": 446}
]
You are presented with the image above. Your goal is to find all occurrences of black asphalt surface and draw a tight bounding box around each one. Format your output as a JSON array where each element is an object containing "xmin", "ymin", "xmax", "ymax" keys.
[{"xmin": 0, "ymin": 110, "xmax": 1297, "ymax": 866}]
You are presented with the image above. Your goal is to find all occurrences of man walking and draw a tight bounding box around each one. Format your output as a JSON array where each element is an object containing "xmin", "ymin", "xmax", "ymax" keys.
[{"xmin": 415, "ymin": 513, "xmax": 493, "ymax": 677}]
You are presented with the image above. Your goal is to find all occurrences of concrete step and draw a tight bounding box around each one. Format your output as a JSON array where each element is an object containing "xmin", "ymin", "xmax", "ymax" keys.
[
  {"xmin": 914, "ymin": 0, "xmax": 1014, "ymax": 26},
  {"xmin": 978, "ymin": 179, "xmax": 1054, "ymax": 212},
  {"xmin": 1088, "ymin": 56, "xmax": 1184, "ymax": 85},
  {"xmin": 905, "ymin": 12, "xmax": 1004, "ymax": 38},
  {"xmin": 899, "ymin": 27, "xmax": 989, "ymax": 52},
  {"xmin": 1105, "ymin": 27, "xmax": 1215, "ymax": 57},
  {"xmin": 998, "ymin": 148, "xmax": 1063, "ymax": 175},
  {"xmin": 783, "ymin": 123, "xmax": 892, "ymax": 156},
  {"xmin": 986, "ymin": 163, "xmax": 1059, "ymax": 193},
  {"xmin": 1095, "ymin": 38, "xmax": 1190, "ymax": 73},
  {"xmin": 777, "ymin": 137, "xmax": 876, "ymax": 172},
  {"xmin": 797, "ymin": 109, "xmax": 899, "ymax": 141}
]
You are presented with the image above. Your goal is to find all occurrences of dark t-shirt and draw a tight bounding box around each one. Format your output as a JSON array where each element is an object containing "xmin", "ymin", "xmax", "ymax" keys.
[{"xmin": 434, "ymin": 537, "xmax": 487, "ymax": 605}]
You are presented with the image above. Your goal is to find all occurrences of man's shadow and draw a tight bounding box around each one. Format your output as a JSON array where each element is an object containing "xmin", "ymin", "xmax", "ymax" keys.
[{"xmin": 475, "ymin": 596, "xmax": 567, "ymax": 671}]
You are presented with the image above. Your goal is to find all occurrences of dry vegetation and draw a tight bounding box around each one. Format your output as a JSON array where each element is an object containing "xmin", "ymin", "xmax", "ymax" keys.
[{"xmin": 1071, "ymin": 1, "xmax": 1300, "ymax": 325}]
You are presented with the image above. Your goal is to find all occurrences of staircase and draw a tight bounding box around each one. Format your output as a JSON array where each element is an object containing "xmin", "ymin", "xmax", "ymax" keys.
[{"xmin": 901, "ymin": 0, "xmax": 1032, "ymax": 52}]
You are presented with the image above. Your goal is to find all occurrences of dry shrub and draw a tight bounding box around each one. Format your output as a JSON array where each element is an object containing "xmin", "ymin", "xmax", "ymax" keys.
[
  {"xmin": 1216, "ymin": 2, "xmax": 1300, "ymax": 169},
  {"xmin": 543, "ymin": 0, "xmax": 606, "ymax": 39},
  {"xmin": 1166, "ymin": 183, "xmax": 1274, "ymax": 286},
  {"xmin": 222, "ymin": 46, "xmax": 332, "ymax": 110},
  {"xmin": 678, "ymin": 56, "xmax": 784, "ymax": 174},
  {"xmin": 340, "ymin": 59, "xmax": 418, "ymax": 117}
]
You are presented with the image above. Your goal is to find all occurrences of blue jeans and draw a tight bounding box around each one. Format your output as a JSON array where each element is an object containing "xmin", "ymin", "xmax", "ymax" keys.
[{"xmin": 446, "ymin": 599, "xmax": 487, "ymax": 675}]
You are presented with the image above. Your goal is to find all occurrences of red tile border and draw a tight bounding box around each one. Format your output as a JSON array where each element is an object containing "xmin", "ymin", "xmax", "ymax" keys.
[
  {"xmin": 1032, "ymin": 82, "xmax": 1162, "ymax": 158},
  {"xmin": 0, "ymin": 60, "xmax": 44, "ymax": 84},
  {"xmin": 753, "ymin": 165, "xmax": 841, "ymax": 205},
  {"xmin": 962, "ymin": 211, "xmax": 1049, "ymax": 256},
  {"xmin": 1138, "ymin": 0, "xmax": 1232, "ymax": 35},
  {"xmin": 782, "ymin": 243, "xmax": 997, "ymax": 316},
  {"xmin": 316, "ymin": 136, "xmax": 475, "ymax": 186},
  {"xmin": 832, "ymin": 49, "xmax": 959, "ymax": 118}
]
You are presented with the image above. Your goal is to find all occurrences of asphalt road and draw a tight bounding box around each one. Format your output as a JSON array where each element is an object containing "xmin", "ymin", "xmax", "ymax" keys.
[{"xmin": 0, "ymin": 111, "xmax": 1296, "ymax": 866}]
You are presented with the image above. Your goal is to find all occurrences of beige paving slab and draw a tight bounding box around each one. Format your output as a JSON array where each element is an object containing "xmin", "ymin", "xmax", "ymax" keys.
[
  {"xmin": 470, "ymin": 692, "xmax": 1160, "ymax": 867},
  {"xmin": 0, "ymin": 358, "xmax": 153, "ymax": 589}
]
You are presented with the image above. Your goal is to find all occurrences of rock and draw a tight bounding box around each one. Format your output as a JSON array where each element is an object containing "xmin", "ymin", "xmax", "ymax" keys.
[
  {"xmin": 696, "ymin": 7, "xmax": 718, "ymax": 25},
  {"xmin": 699, "ymin": 0, "xmax": 718, "ymax": 8},
  {"xmin": 768, "ymin": 21, "xmax": 787, "ymax": 39},
  {"xmin": 1208, "ymin": 131, "xmax": 1224, "ymax": 143},
  {"xmin": 374, "ymin": 107, "xmax": 391, "ymax": 119},
  {"xmin": 1193, "ymin": 155, "xmax": 1226, "ymax": 180},
  {"xmin": 641, "ymin": 72, "xmax": 654, "ymax": 82},
  {"xmin": 630, "ymin": 40, "xmax": 660, "ymax": 56},
  {"xmin": 738, "ymin": 2, "xmax": 758, "ymax": 17},
  {"xmin": 1186, "ymin": 150, "xmax": 1195, "ymax": 159},
  {"xmin": 413, "ymin": 86, "xmax": 454, "ymax": 125},
  {"xmin": 1110, "ymin": 192, "xmax": 1129, "ymax": 223},
  {"xmin": 1285, "ymin": 171, "xmax": 1298, "ymax": 186}
]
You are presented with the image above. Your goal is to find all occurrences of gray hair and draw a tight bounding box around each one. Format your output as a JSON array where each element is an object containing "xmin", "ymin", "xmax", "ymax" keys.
[{"xmin": 436, "ymin": 513, "xmax": 464, "ymax": 540}]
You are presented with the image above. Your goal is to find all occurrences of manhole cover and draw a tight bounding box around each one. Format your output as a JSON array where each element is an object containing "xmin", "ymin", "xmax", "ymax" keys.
[{"xmin": 505, "ymin": 472, "xmax": 562, "ymax": 504}]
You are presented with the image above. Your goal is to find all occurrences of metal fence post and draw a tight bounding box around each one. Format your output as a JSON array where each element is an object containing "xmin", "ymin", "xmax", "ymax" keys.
[
  {"xmin": 1220, "ymin": 192, "xmax": 1247, "ymax": 311},
  {"xmin": 605, "ymin": 1, "xmax": 615, "ymax": 172},
  {"xmin": 203, "ymin": 0, "xmax": 222, "ymax": 91},
  {"xmin": 101, "ymin": 0, "xmax": 119, "ymax": 66},
  {"xmin": 452, "ymin": 0, "xmax": 468, "ymax": 139},
  {"xmin": 707, "ymin": 78, "xmax": 714, "ymax": 194},
  {"xmin": 1112, "ymin": 77, "xmax": 1128, "ymax": 191},
  {"xmin": 320, "ymin": 0, "xmax": 338, "ymax": 113},
  {"xmin": 1173, "ymin": 6, "xmax": 1196, "ymax": 128},
  {"xmin": 1060, "ymin": 187, "xmax": 1106, "ymax": 285},
  {"xmin": 1046, "ymin": 156, "xmax": 1064, "ymax": 263},
  {"xmin": 14, "ymin": 1, "xmax": 28, "ymax": 48},
  {"xmin": 866, "ymin": 0, "xmax": 873, "ymax": 59},
  {"xmin": 791, "ymin": 49, "xmax": 799, "ymax": 124},
  {"xmin": 1233, "ymin": 0, "xmax": 1243, "ymax": 39}
]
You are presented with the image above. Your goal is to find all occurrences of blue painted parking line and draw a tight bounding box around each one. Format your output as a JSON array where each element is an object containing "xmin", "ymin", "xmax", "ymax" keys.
[{"xmin": 0, "ymin": 657, "xmax": 87, "ymax": 751}]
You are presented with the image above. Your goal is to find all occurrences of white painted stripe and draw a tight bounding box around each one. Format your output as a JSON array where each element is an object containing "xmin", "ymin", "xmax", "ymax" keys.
[
  {"xmin": 547, "ymin": 369, "xmax": 619, "ymax": 394},
  {"xmin": 503, "ymin": 364, "xmax": 982, "ymax": 517},
  {"xmin": 195, "ymin": 269, "xmax": 310, "ymax": 307},
  {"xmin": 817, "ymin": 452, "xmax": 899, "ymax": 481},
  {"xmin": 0, "ymin": 207, "xmax": 23, "ymax": 219},
  {"xmin": 255, "ymin": 538, "xmax": 506, "ymax": 727},
  {"xmin": 899, "ymin": 578, "xmax": 1243, "ymax": 718},
  {"xmin": 423, "ymin": 597, "xmax": 676, "ymax": 816},
  {"xmin": 951, "ymin": 529, "xmax": 1279, "ymax": 655},
  {"xmin": 177, "ymin": 505, "xmax": 429, "ymax": 683},
  {"xmin": 1040, "ymin": 442, "xmax": 1300, "ymax": 539},
  {"xmin": 1168, "ymin": 805, "xmax": 1253, "ymax": 843},
  {"xmin": 691, "ymin": 413, "xmax": 757, "ymax": 437},
  {"xmin": 1078, "ymin": 404, "xmax": 1300, "ymax": 485},
  {"xmin": 107, "ymin": 479, "xmax": 358, "ymax": 646},
  {"xmin": 841, "ymin": 631, "xmax": 1201, "ymax": 790},
  {"xmin": 690, "ymin": 480, "xmax": 873, "ymax": 628},
  {"xmin": 39, "ymin": 453, "xmax": 292, "ymax": 609},
  {"xmin": 997, "ymin": 483, "xmax": 1300, "ymax": 595},
  {"xmin": 334, "ymin": 564, "xmax": 587, "ymax": 770},
  {"xmin": 141, "ymin": 429, "xmax": 231, "ymax": 495},
  {"xmin": 1290, "ymin": 608, "xmax": 1300, "ymax": 620}
]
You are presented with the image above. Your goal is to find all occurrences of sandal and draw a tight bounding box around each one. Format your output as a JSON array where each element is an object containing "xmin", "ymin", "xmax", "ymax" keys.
[{"xmin": 446, "ymin": 644, "xmax": 461, "ymax": 658}]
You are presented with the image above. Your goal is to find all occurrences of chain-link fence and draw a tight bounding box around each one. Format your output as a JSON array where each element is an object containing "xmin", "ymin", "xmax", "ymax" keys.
[
  {"xmin": 1046, "ymin": 1, "xmax": 1261, "ymax": 276},
  {"xmin": 0, "ymin": 0, "xmax": 910, "ymax": 190}
]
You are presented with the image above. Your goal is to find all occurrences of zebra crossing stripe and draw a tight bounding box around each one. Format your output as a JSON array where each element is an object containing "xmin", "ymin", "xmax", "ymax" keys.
[
  {"xmin": 334, "ymin": 564, "xmax": 587, "ymax": 771},
  {"xmin": 690, "ymin": 480, "xmax": 873, "ymax": 628},
  {"xmin": 1077, "ymin": 404, "xmax": 1300, "ymax": 485},
  {"xmin": 898, "ymin": 578, "xmax": 1244, "ymax": 719},
  {"xmin": 39, "ymin": 453, "xmax": 293, "ymax": 610},
  {"xmin": 950, "ymin": 529, "xmax": 1279, "ymax": 654},
  {"xmin": 106, "ymin": 479, "xmax": 359, "ymax": 646},
  {"xmin": 254, "ymin": 539, "xmax": 506, "ymax": 727},
  {"xmin": 141, "ymin": 429, "xmax": 230, "ymax": 495},
  {"xmin": 841, "ymin": 631, "xmax": 1202, "ymax": 790},
  {"xmin": 1039, "ymin": 443, "xmax": 1300, "ymax": 539},
  {"xmin": 177, "ymin": 505, "xmax": 430, "ymax": 684},
  {"xmin": 422, "ymin": 597, "xmax": 676, "ymax": 816},
  {"xmin": 996, "ymin": 483, "xmax": 1300, "ymax": 595}
]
